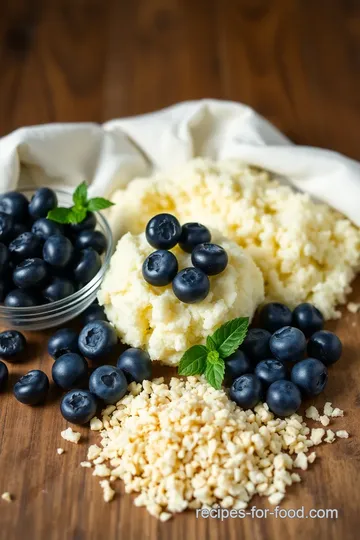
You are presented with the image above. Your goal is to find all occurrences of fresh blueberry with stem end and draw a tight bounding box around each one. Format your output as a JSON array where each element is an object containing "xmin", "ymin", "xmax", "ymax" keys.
[
  {"xmin": 270, "ymin": 326, "xmax": 306, "ymax": 363},
  {"xmin": 179, "ymin": 223, "xmax": 211, "ymax": 253},
  {"xmin": 0, "ymin": 192, "xmax": 29, "ymax": 222},
  {"xmin": 224, "ymin": 350, "xmax": 252, "ymax": 386},
  {"xmin": 191, "ymin": 243, "xmax": 228, "ymax": 276},
  {"xmin": 172, "ymin": 267, "xmax": 210, "ymax": 304},
  {"xmin": 31, "ymin": 218, "xmax": 64, "ymax": 241},
  {"xmin": 266, "ymin": 380, "xmax": 302, "ymax": 417},
  {"xmin": 52, "ymin": 353, "xmax": 88, "ymax": 390},
  {"xmin": 13, "ymin": 370, "xmax": 49, "ymax": 405},
  {"xmin": 13, "ymin": 258, "xmax": 48, "ymax": 288},
  {"xmin": 259, "ymin": 302, "xmax": 293, "ymax": 333},
  {"xmin": 48, "ymin": 328, "xmax": 79, "ymax": 359},
  {"xmin": 72, "ymin": 248, "xmax": 101, "ymax": 284},
  {"xmin": 307, "ymin": 330, "xmax": 342, "ymax": 366},
  {"xmin": 145, "ymin": 213, "xmax": 182, "ymax": 250},
  {"xmin": 0, "ymin": 212, "xmax": 15, "ymax": 243},
  {"xmin": 0, "ymin": 330, "xmax": 26, "ymax": 360},
  {"xmin": 42, "ymin": 277, "xmax": 75, "ymax": 302},
  {"xmin": 292, "ymin": 303, "xmax": 324, "ymax": 338},
  {"xmin": 69, "ymin": 212, "xmax": 97, "ymax": 233},
  {"xmin": 229, "ymin": 374, "xmax": 263, "ymax": 409},
  {"xmin": 142, "ymin": 250, "xmax": 178, "ymax": 287},
  {"xmin": 0, "ymin": 361, "xmax": 9, "ymax": 391},
  {"xmin": 240, "ymin": 328, "xmax": 272, "ymax": 363},
  {"xmin": 4, "ymin": 289, "xmax": 38, "ymax": 308},
  {"xmin": 29, "ymin": 187, "xmax": 58, "ymax": 219},
  {"xmin": 60, "ymin": 389, "xmax": 97, "ymax": 424},
  {"xmin": 78, "ymin": 320, "xmax": 118, "ymax": 360},
  {"xmin": 89, "ymin": 365, "xmax": 128, "ymax": 404},
  {"xmin": 75, "ymin": 230, "xmax": 107, "ymax": 255},
  {"xmin": 116, "ymin": 348, "xmax": 152, "ymax": 384},
  {"xmin": 8, "ymin": 232, "xmax": 43, "ymax": 262},
  {"xmin": 81, "ymin": 303, "xmax": 107, "ymax": 325},
  {"xmin": 291, "ymin": 358, "xmax": 328, "ymax": 396},
  {"xmin": 0, "ymin": 243, "xmax": 10, "ymax": 273},
  {"xmin": 43, "ymin": 235, "xmax": 74, "ymax": 267},
  {"xmin": 255, "ymin": 359, "xmax": 287, "ymax": 388}
]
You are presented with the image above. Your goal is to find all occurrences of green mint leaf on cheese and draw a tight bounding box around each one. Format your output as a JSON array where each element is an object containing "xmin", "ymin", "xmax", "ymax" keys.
[
  {"xmin": 206, "ymin": 336, "xmax": 217, "ymax": 351},
  {"xmin": 205, "ymin": 358, "xmax": 225, "ymax": 390},
  {"xmin": 47, "ymin": 207, "xmax": 73, "ymax": 224},
  {"xmin": 87, "ymin": 197, "xmax": 115, "ymax": 212},
  {"xmin": 72, "ymin": 181, "xmax": 88, "ymax": 207},
  {"xmin": 178, "ymin": 345, "xmax": 208, "ymax": 376},
  {"xmin": 210, "ymin": 317, "xmax": 249, "ymax": 358}
]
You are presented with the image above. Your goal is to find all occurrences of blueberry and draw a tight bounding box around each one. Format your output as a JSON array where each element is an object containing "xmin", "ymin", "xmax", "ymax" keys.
[
  {"xmin": 13, "ymin": 258, "xmax": 48, "ymax": 288},
  {"xmin": 60, "ymin": 389, "xmax": 97, "ymax": 424},
  {"xmin": 52, "ymin": 353, "xmax": 88, "ymax": 390},
  {"xmin": 266, "ymin": 380, "xmax": 302, "ymax": 416},
  {"xmin": 259, "ymin": 303, "xmax": 292, "ymax": 333},
  {"xmin": 229, "ymin": 374, "xmax": 263, "ymax": 409},
  {"xmin": 240, "ymin": 328, "xmax": 272, "ymax": 362},
  {"xmin": 29, "ymin": 187, "xmax": 58, "ymax": 219},
  {"xmin": 8, "ymin": 232, "xmax": 43, "ymax": 262},
  {"xmin": 172, "ymin": 267, "xmax": 210, "ymax": 304},
  {"xmin": 291, "ymin": 358, "xmax": 328, "ymax": 396},
  {"xmin": 255, "ymin": 359, "xmax": 287, "ymax": 388},
  {"xmin": 116, "ymin": 348, "xmax": 152, "ymax": 383},
  {"xmin": 179, "ymin": 223, "xmax": 211, "ymax": 253},
  {"xmin": 73, "ymin": 248, "xmax": 101, "ymax": 284},
  {"xmin": 31, "ymin": 218, "xmax": 64, "ymax": 240},
  {"xmin": 0, "ymin": 212, "xmax": 15, "ymax": 243},
  {"xmin": 81, "ymin": 303, "xmax": 107, "ymax": 325},
  {"xmin": 270, "ymin": 326, "xmax": 306, "ymax": 362},
  {"xmin": 4, "ymin": 289, "xmax": 38, "ymax": 307},
  {"xmin": 78, "ymin": 321, "xmax": 118, "ymax": 360},
  {"xmin": 13, "ymin": 370, "xmax": 49, "ymax": 405},
  {"xmin": 43, "ymin": 234, "xmax": 74, "ymax": 267},
  {"xmin": 48, "ymin": 328, "xmax": 79, "ymax": 359},
  {"xmin": 292, "ymin": 303, "xmax": 324, "ymax": 338},
  {"xmin": 0, "ymin": 361, "xmax": 9, "ymax": 391},
  {"xmin": 307, "ymin": 330, "xmax": 342, "ymax": 366},
  {"xmin": 0, "ymin": 242, "xmax": 10, "ymax": 274},
  {"xmin": 224, "ymin": 350, "xmax": 252, "ymax": 386},
  {"xmin": 142, "ymin": 250, "xmax": 178, "ymax": 287},
  {"xmin": 0, "ymin": 192, "xmax": 29, "ymax": 222},
  {"xmin": 0, "ymin": 330, "xmax": 26, "ymax": 360},
  {"xmin": 89, "ymin": 365, "xmax": 128, "ymax": 404},
  {"xmin": 42, "ymin": 277, "xmax": 75, "ymax": 302},
  {"xmin": 9, "ymin": 222, "xmax": 28, "ymax": 241},
  {"xmin": 75, "ymin": 230, "xmax": 107, "ymax": 255},
  {"xmin": 145, "ymin": 214, "xmax": 181, "ymax": 250},
  {"xmin": 191, "ymin": 243, "xmax": 228, "ymax": 276},
  {"xmin": 69, "ymin": 212, "xmax": 97, "ymax": 233}
]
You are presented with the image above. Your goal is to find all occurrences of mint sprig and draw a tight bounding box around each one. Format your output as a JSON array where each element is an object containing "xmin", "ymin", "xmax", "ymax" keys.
[
  {"xmin": 47, "ymin": 181, "xmax": 115, "ymax": 224},
  {"xmin": 178, "ymin": 317, "xmax": 249, "ymax": 390}
]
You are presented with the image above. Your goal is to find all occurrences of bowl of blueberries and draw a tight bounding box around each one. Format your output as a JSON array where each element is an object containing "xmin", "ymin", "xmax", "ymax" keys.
[{"xmin": 0, "ymin": 186, "xmax": 113, "ymax": 330}]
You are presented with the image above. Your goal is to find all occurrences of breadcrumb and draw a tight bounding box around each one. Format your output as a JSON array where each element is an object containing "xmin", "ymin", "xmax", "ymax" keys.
[
  {"xmin": 57, "ymin": 448, "xmax": 65, "ymax": 455},
  {"xmin": 336, "ymin": 430, "xmax": 349, "ymax": 439},
  {"xmin": 324, "ymin": 430, "xmax": 336, "ymax": 443},
  {"xmin": 80, "ymin": 461, "xmax": 92, "ymax": 468},
  {"xmin": 90, "ymin": 417, "xmax": 103, "ymax": 431},
  {"xmin": 331, "ymin": 408, "xmax": 344, "ymax": 418},
  {"xmin": 323, "ymin": 402, "xmax": 334, "ymax": 417},
  {"xmin": 307, "ymin": 452, "xmax": 317, "ymax": 464},
  {"xmin": 1, "ymin": 492, "xmax": 12, "ymax": 503},
  {"xmin": 99, "ymin": 480, "xmax": 115, "ymax": 502},
  {"xmin": 305, "ymin": 406, "xmax": 320, "ymax": 421},
  {"xmin": 61, "ymin": 428, "xmax": 81, "ymax": 444},
  {"xmin": 310, "ymin": 428, "xmax": 326, "ymax": 445},
  {"xmin": 319, "ymin": 415, "xmax": 330, "ymax": 427}
]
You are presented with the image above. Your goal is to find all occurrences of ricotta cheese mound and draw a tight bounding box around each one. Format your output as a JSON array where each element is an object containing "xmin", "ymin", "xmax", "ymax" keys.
[
  {"xmin": 108, "ymin": 159, "xmax": 360, "ymax": 319},
  {"xmin": 98, "ymin": 231, "xmax": 264, "ymax": 365}
]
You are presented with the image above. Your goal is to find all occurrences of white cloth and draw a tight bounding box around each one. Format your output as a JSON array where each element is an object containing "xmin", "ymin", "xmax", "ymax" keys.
[{"xmin": 0, "ymin": 99, "xmax": 359, "ymax": 226}]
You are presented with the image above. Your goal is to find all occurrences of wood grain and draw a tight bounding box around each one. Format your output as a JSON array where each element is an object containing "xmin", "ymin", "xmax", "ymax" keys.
[{"xmin": 1, "ymin": 1, "xmax": 360, "ymax": 539}]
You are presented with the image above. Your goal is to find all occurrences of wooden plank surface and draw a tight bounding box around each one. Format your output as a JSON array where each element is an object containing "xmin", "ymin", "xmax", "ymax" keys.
[{"xmin": 1, "ymin": 1, "xmax": 360, "ymax": 539}]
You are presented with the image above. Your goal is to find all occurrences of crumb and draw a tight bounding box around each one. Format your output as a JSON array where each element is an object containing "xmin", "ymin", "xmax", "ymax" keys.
[
  {"xmin": 57, "ymin": 448, "xmax": 65, "ymax": 455},
  {"xmin": 99, "ymin": 480, "xmax": 115, "ymax": 502},
  {"xmin": 324, "ymin": 429, "xmax": 336, "ymax": 443},
  {"xmin": 90, "ymin": 417, "xmax": 103, "ymax": 431},
  {"xmin": 305, "ymin": 406, "xmax": 320, "ymax": 421},
  {"xmin": 61, "ymin": 427, "xmax": 81, "ymax": 444},
  {"xmin": 293, "ymin": 452, "xmax": 308, "ymax": 470},
  {"xmin": 307, "ymin": 452, "xmax": 317, "ymax": 464},
  {"xmin": 1, "ymin": 492, "xmax": 12, "ymax": 503},
  {"xmin": 323, "ymin": 402, "xmax": 333, "ymax": 416},
  {"xmin": 80, "ymin": 461, "xmax": 92, "ymax": 468},
  {"xmin": 310, "ymin": 428, "xmax": 325, "ymax": 445},
  {"xmin": 336, "ymin": 430, "xmax": 349, "ymax": 439},
  {"xmin": 319, "ymin": 415, "xmax": 330, "ymax": 427},
  {"xmin": 87, "ymin": 444, "xmax": 102, "ymax": 461},
  {"xmin": 331, "ymin": 408, "xmax": 344, "ymax": 418},
  {"xmin": 347, "ymin": 302, "xmax": 360, "ymax": 314}
]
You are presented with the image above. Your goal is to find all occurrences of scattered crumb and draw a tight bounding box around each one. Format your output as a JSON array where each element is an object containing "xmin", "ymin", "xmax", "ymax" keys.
[
  {"xmin": 319, "ymin": 415, "xmax": 330, "ymax": 427},
  {"xmin": 323, "ymin": 402, "xmax": 333, "ymax": 416},
  {"xmin": 336, "ymin": 430, "xmax": 349, "ymax": 439},
  {"xmin": 268, "ymin": 492, "xmax": 285, "ymax": 505},
  {"xmin": 1, "ymin": 492, "xmax": 12, "ymax": 503},
  {"xmin": 305, "ymin": 406, "xmax": 320, "ymax": 421},
  {"xmin": 80, "ymin": 461, "xmax": 92, "ymax": 468},
  {"xmin": 61, "ymin": 427, "xmax": 81, "ymax": 444},
  {"xmin": 310, "ymin": 428, "xmax": 326, "ymax": 445},
  {"xmin": 99, "ymin": 480, "xmax": 115, "ymax": 502},
  {"xmin": 307, "ymin": 452, "xmax": 317, "ymax": 464},
  {"xmin": 291, "ymin": 473, "xmax": 301, "ymax": 483},
  {"xmin": 331, "ymin": 408, "xmax": 344, "ymax": 418},
  {"xmin": 93, "ymin": 464, "xmax": 111, "ymax": 477},
  {"xmin": 324, "ymin": 429, "xmax": 336, "ymax": 443},
  {"xmin": 159, "ymin": 512, "xmax": 172, "ymax": 522},
  {"xmin": 293, "ymin": 452, "xmax": 308, "ymax": 470},
  {"xmin": 57, "ymin": 448, "xmax": 65, "ymax": 455},
  {"xmin": 347, "ymin": 302, "xmax": 360, "ymax": 314},
  {"xmin": 90, "ymin": 417, "xmax": 103, "ymax": 431},
  {"xmin": 87, "ymin": 444, "xmax": 102, "ymax": 461}
]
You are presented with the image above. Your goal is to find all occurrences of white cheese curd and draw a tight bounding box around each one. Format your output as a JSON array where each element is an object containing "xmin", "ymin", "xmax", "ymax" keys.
[
  {"xmin": 108, "ymin": 158, "xmax": 360, "ymax": 319},
  {"xmin": 98, "ymin": 231, "xmax": 264, "ymax": 365}
]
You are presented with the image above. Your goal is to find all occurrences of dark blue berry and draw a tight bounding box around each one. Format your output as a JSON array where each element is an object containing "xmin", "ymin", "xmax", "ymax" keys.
[
  {"xmin": 42, "ymin": 277, "xmax": 75, "ymax": 302},
  {"xmin": 0, "ymin": 192, "xmax": 29, "ymax": 222},
  {"xmin": 0, "ymin": 212, "xmax": 15, "ymax": 243},
  {"xmin": 191, "ymin": 243, "xmax": 228, "ymax": 276},
  {"xmin": 29, "ymin": 187, "xmax": 58, "ymax": 219},
  {"xmin": 8, "ymin": 232, "xmax": 43, "ymax": 262},
  {"xmin": 255, "ymin": 359, "xmax": 287, "ymax": 388},
  {"xmin": 116, "ymin": 348, "xmax": 152, "ymax": 383},
  {"xmin": 75, "ymin": 230, "xmax": 107, "ymax": 255},
  {"xmin": 307, "ymin": 330, "xmax": 342, "ymax": 366},
  {"xmin": 0, "ymin": 361, "xmax": 9, "ymax": 391},
  {"xmin": 69, "ymin": 212, "xmax": 97, "ymax": 233},
  {"xmin": 291, "ymin": 358, "xmax": 328, "ymax": 396},
  {"xmin": 13, "ymin": 258, "xmax": 48, "ymax": 288},
  {"xmin": 89, "ymin": 365, "xmax": 128, "ymax": 404},
  {"xmin": 266, "ymin": 380, "xmax": 302, "ymax": 416},
  {"xmin": 0, "ymin": 330, "xmax": 26, "ymax": 360},
  {"xmin": 240, "ymin": 328, "xmax": 272, "ymax": 362},
  {"xmin": 9, "ymin": 222, "xmax": 28, "ymax": 241},
  {"xmin": 172, "ymin": 267, "xmax": 210, "ymax": 304},
  {"xmin": 229, "ymin": 374, "xmax": 263, "ymax": 409},
  {"xmin": 60, "ymin": 389, "xmax": 97, "ymax": 424},
  {"xmin": 78, "ymin": 321, "xmax": 118, "ymax": 360},
  {"xmin": 14, "ymin": 370, "xmax": 49, "ymax": 405},
  {"xmin": 81, "ymin": 303, "xmax": 107, "ymax": 325},
  {"xmin": 142, "ymin": 250, "xmax": 178, "ymax": 287},
  {"xmin": 73, "ymin": 248, "xmax": 101, "ymax": 284},
  {"xmin": 48, "ymin": 328, "xmax": 79, "ymax": 359},
  {"xmin": 224, "ymin": 350, "xmax": 252, "ymax": 386},
  {"xmin": 292, "ymin": 303, "xmax": 324, "ymax": 338},
  {"xmin": 4, "ymin": 289, "xmax": 38, "ymax": 307},
  {"xmin": 179, "ymin": 223, "xmax": 211, "ymax": 253},
  {"xmin": 259, "ymin": 303, "xmax": 292, "ymax": 333},
  {"xmin": 0, "ymin": 242, "xmax": 10, "ymax": 274},
  {"xmin": 270, "ymin": 326, "xmax": 306, "ymax": 362},
  {"xmin": 43, "ymin": 234, "xmax": 74, "ymax": 267},
  {"xmin": 31, "ymin": 218, "xmax": 64, "ymax": 240},
  {"xmin": 52, "ymin": 353, "xmax": 88, "ymax": 390},
  {"xmin": 145, "ymin": 214, "xmax": 181, "ymax": 250}
]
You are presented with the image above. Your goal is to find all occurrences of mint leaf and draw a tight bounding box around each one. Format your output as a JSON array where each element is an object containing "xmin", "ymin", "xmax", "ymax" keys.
[
  {"xmin": 87, "ymin": 197, "xmax": 115, "ymax": 212},
  {"xmin": 67, "ymin": 206, "xmax": 88, "ymax": 224},
  {"xmin": 211, "ymin": 317, "xmax": 249, "ymax": 358},
  {"xmin": 207, "ymin": 350, "xmax": 220, "ymax": 365},
  {"xmin": 205, "ymin": 359, "xmax": 225, "ymax": 390},
  {"xmin": 178, "ymin": 345, "xmax": 208, "ymax": 376},
  {"xmin": 206, "ymin": 336, "xmax": 216, "ymax": 351},
  {"xmin": 73, "ymin": 181, "xmax": 88, "ymax": 207},
  {"xmin": 47, "ymin": 207, "xmax": 73, "ymax": 224}
]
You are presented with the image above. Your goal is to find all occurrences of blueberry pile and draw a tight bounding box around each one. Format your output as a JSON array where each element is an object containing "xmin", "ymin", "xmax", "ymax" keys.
[
  {"xmin": 227, "ymin": 302, "xmax": 342, "ymax": 416},
  {"xmin": 0, "ymin": 188, "xmax": 107, "ymax": 306},
  {"xmin": 142, "ymin": 214, "xmax": 228, "ymax": 303}
]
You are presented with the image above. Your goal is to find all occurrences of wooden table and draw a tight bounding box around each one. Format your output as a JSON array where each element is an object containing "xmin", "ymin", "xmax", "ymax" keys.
[{"xmin": 1, "ymin": 1, "xmax": 360, "ymax": 539}]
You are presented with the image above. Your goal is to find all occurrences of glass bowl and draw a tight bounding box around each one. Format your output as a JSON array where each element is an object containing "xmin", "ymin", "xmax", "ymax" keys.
[{"xmin": 0, "ymin": 188, "xmax": 113, "ymax": 331}]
